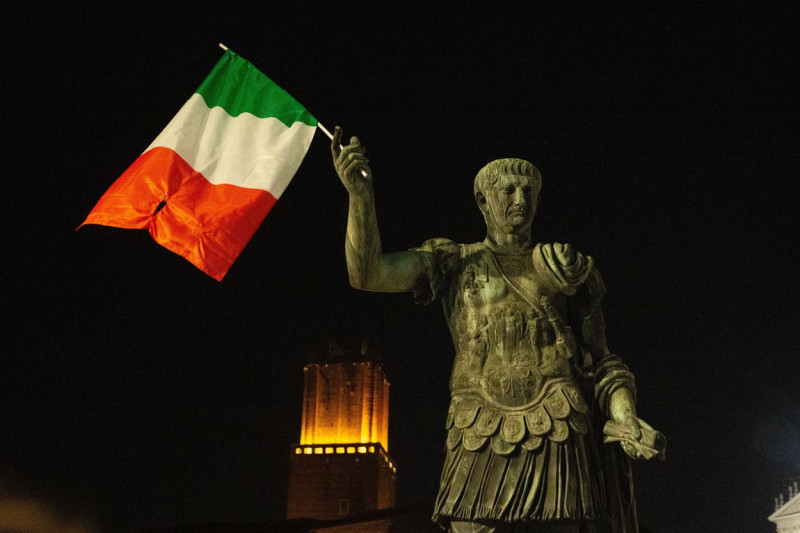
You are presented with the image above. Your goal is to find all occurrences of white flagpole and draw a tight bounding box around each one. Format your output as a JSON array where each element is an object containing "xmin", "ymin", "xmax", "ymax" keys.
[{"xmin": 317, "ymin": 123, "xmax": 335, "ymax": 140}]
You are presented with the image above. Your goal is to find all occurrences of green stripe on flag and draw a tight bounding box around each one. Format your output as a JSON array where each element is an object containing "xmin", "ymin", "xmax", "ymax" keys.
[{"xmin": 196, "ymin": 51, "xmax": 318, "ymax": 128}]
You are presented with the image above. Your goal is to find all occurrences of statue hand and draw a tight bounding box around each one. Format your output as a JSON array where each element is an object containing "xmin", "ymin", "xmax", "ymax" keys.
[
  {"xmin": 604, "ymin": 415, "xmax": 665, "ymax": 461},
  {"xmin": 332, "ymin": 126, "xmax": 373, "ymax": 197},
  {"xmin": 618, "ymin": 414, "xmax": 644, "ymax": 459}
]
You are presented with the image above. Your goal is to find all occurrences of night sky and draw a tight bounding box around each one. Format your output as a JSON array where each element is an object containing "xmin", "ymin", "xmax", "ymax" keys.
[{"xmin": 4, "ymin": 3, "xmax": 799, "ymax": 532}]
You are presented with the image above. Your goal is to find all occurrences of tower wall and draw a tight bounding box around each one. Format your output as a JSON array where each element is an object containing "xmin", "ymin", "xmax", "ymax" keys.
[
  {"xmin": 287, "ymin": 339, "xmax": 396, "ymax": 520},
  {"xmin": 299, "ymin": 360, "xmax": 390, "ymax": 451}
]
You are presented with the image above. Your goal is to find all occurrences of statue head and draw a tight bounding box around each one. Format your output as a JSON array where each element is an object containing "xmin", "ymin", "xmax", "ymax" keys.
[{"xmin": 474, "ymin": 158, "xmax": 542, "ymax": 234}]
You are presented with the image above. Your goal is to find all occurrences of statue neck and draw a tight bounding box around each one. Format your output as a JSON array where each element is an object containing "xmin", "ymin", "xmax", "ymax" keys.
[{"xmin": 483, "ymin": 226, "xmax": 533, "ymax": 254}]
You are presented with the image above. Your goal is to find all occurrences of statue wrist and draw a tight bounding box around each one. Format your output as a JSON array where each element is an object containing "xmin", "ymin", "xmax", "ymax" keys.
[
  {"xmin": 608, "ymin": 387, "xmax": 637, "ymax": 421},
  {"xmin": 347, "ymin": 182, "xmax": 374, "ymax": 201}
]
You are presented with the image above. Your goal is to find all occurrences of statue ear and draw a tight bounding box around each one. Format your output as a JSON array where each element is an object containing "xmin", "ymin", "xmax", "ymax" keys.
[{"xmin": 476, "ymin": 191, "xmax": 489, "ymax": 213}]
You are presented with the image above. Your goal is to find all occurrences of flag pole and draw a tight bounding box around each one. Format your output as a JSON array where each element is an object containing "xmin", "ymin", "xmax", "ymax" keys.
[
  {"xmin": 317, "ymin": 123, "xmax": 335, "ymax": 140},
  {"xmin": 217, "ymin": 43, "xmax": 366, "ymax": 176}
]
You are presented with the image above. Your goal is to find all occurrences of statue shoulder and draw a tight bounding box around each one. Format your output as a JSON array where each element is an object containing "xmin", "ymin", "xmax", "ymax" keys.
[
  {"xmin": 411, "ymin": 238, "xmax": 462, "ymax": 270},
  {"xmin": 413, "ymin": 237, "xmax": 460, "ymax": 255},
  {"xmin": 532, "ymin": 242, "xmax": 595, "ymax": 295},
  {"xmin": 409, "ymin": 238, "xmax": 462, "ymax": 305}
]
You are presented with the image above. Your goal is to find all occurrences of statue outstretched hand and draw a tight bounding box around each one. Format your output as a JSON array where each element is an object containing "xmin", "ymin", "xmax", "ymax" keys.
[{"xmin": 332, "ymin": 126, "xmax": 373, "ymax": 197}]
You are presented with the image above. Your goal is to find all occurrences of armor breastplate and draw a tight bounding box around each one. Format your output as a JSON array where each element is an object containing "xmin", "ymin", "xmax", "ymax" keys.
[
  {"xmin": 441, "ymin": 244, "xmax": 590, "ymax": 454},
  {"xmin": 446, "ymin": 244, "xmax": 574, "ymax": 408}
]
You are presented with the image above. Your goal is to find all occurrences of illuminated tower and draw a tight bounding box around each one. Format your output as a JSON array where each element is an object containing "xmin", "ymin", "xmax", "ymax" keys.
[{"xmin": 287, "ymin": 339, "xmax": 397, "ymax": 520}]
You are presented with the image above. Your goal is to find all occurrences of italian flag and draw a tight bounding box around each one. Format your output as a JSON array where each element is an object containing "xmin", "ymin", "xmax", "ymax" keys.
[{"xmin": 82, "ymin": 50, "xmax": 318, "ymax": 280}]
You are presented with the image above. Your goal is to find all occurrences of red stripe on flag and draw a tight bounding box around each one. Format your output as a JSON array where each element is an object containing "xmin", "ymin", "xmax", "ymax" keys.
[{"xmin": 82, "ymin": 147, "xmax": 277, "ymax": 280}]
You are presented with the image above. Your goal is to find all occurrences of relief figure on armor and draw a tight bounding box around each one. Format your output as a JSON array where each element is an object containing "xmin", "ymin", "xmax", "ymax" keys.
[{"xmin": 331, "ymin": 127, "xmax": 665, "ymax": 533}]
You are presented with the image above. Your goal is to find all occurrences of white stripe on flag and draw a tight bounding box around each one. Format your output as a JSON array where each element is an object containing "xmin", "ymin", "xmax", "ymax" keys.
[{"xmin": 146, "ymin": 94, "xmax": 316, "ymax": 197}]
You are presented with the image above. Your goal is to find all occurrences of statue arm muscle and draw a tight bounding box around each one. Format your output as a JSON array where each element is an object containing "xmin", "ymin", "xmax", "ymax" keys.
[
  {"xmin": 345, "ymin": 193, "xmax": 425, "ymax": 291},
  {"xmin": 335, "ymin": 127, "xmax": 427, "ymax": 292}
]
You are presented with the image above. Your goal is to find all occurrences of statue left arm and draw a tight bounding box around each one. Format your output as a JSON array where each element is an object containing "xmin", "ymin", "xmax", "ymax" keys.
[{"xmin": 572, "ymin": 268, "xmax": 663, "ymax": 460}]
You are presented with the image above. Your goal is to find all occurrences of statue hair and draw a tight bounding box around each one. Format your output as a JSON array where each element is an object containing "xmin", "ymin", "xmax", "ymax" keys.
[{"xmin": 473, "ymin": 158, "xmax": 542, "ymax": 198}]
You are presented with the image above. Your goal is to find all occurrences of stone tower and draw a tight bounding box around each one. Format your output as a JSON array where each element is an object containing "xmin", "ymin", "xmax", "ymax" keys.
[{"xmin": 286, "ymin": 339, "xmax": 397, "ymax": 520}]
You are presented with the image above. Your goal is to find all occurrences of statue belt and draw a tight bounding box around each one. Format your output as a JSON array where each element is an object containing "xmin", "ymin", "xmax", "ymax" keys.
[{"xmin": 444, "ymin": 378, "xmax": 591, "ymax": 455}]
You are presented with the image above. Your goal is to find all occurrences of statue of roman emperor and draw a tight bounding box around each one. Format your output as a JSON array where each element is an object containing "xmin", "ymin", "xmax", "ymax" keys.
[{"xmin": 332, "ymin": 127, "xmax": 664, "ymax": 533}]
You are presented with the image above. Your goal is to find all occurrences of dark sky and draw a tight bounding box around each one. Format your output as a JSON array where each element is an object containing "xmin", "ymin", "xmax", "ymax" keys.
[{"xmin": 4, "ymin": 3, "xmax": 799, "ymax": 532}]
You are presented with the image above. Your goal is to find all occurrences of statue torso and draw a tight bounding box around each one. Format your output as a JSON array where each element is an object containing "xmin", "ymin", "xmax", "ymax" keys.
[
  {"xmin": 438, "ymin": 243, "xmax": 594, "ymax": 455},
  {"xmin": 444, "ymin": 243, "xmax": 574, "ymax": 408}
]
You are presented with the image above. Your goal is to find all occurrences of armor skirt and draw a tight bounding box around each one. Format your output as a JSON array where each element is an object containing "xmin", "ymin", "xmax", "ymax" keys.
[{"xmin": 433, "ymin": 432, "xmax": 607, "ymax": 526}]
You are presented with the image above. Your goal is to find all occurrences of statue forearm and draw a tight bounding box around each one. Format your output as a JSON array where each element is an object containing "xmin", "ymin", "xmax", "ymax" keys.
[
  {"xmin": 608, "ymin": 386, "xmax": 637, "ymax": 422},
  {"xmin": 331, "ymin": 127, "xmax": 384, "ymax": 290},
  {"xmin": 345, "ymin": 190, "xmax": 383, "ymax": 289}
]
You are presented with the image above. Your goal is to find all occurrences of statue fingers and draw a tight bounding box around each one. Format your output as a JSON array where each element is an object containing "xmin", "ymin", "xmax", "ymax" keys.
[
  {"xmin": 332, "ymin": 132, "xmax": 372, "ymax": 188},
  {"xmin": 342, "ymin": 150, "xmax": 368, "ymax": 169},
  {"xmin": 331, "ymin": 126, "xmax": 343, "ymax": 158},
  {"xmin": 359, "ymin": 162, "xmax": 373, "ymax": 180},
  {"xmin": 337, "ymin": 141, "xmax": 367, "ymax": 161},
  {"xmin": 621, "ymin": 440, "xmax": 642, "ymax": 460},
  {"xmin": 342, "ymin": 154, "xmax": 371, "ymax": 180},
  {"xmin": 335, "ymin": 145, "xmax": 366, "ymax": 174}
]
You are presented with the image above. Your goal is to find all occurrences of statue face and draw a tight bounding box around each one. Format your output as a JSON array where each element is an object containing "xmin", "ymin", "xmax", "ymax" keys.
[{"xmin": 480, "ymin": 174, "xmax": 538, "ymax": 234}]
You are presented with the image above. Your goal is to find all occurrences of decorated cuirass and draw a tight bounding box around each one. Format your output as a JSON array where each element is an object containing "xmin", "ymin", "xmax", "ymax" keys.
[{"xmin": 439, "ymin": 242, "xmax": 594, "ymax": 455}]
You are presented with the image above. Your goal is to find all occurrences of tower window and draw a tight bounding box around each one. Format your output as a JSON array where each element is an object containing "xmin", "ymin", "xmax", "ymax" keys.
[{"xmin": 338, "ymin": 498, "xmax": 350, "ymax": 515}]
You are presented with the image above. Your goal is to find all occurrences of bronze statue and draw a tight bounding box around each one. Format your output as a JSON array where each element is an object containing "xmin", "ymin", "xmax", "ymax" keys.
[{"xmin": 332, "ymin": 127, "xmax": 664, "ymax": 533}]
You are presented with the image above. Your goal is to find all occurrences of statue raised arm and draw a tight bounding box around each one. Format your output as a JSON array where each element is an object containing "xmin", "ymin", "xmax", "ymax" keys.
[{"xmin": 332, "ymin": 127, "xmax": 426, "ymax": 293}]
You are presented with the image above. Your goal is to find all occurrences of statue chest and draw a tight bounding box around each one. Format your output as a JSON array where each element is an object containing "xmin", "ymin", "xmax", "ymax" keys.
[
  {"xmin": 445, "ymin": 249, "xmax": 573, "ymax": 407},
  {"xmin": 454, "ymin": 251, "xmax": 553, "ymax": 309}
]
